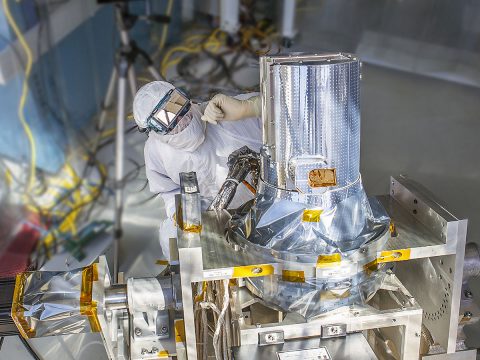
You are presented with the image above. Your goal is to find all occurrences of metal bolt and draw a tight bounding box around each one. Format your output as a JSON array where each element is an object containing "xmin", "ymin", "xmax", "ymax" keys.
[
  {"xmin": 465, "ymin": 290, "xmax": 473, "ymax": 298},
  {"xmin": 464, "ymin": 311, "xmax": 473, "ymax": 319},
  {"xmin": 135, "ymin": 328, "xmax": 142, "ymax": 336},
  {"xmin": 392, "ymin": 318, "xmax": 397, "ymax": 323},
  {"xmin": 161, "ymin": 326, "xmax": 168, "ymax": 334},
  {"xmin": 415, "ymin": 333, "xmax": 420, "ymax": 337}
]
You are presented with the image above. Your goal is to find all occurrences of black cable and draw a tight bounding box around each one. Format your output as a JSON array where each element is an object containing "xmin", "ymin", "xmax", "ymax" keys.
[{"xmin": 18, "ymin": 336, "xmax": 41, "ymax": 360}]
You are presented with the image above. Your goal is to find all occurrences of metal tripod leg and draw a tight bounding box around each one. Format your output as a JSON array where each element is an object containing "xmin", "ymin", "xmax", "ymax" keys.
[
  {"xmin": 113, "ymin": 60, "xmax": 129, "ymax": 283},
  {"xmin": 137, "ymin": 47, "xmax": 164, "ymax": 81},
  {"xmin": 128, "ymin": 65, "xmax": 138, "ymax": 98},
  {"xmin": 147, "ymin": 65, "xmax": 162, "ymax": 81},
  {"xmin": 98, "ymin": 67, "xmax": 117, "ymax": 132}
]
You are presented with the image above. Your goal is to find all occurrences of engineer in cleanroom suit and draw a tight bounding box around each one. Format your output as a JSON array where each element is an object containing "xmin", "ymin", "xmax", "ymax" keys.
[{"xmin": 133, "ymin": 81, "xmax": 262, "ymax": 261}]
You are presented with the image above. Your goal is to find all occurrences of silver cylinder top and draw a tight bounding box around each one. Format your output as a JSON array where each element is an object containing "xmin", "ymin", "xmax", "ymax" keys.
[{"xmin": 260, "ymin": 53, "xmax": 360, "ymax": 193}]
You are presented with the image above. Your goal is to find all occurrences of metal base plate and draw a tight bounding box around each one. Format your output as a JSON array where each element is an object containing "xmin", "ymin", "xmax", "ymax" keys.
[{"xmin": 232, "ymin": 332, "xmax": 376, "ymax": 360}]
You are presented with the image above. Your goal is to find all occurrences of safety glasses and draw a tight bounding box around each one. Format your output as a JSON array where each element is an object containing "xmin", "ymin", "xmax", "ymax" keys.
[{"xmin": 146, "ymin": 88, "xmax": 191, "ymax": 134}]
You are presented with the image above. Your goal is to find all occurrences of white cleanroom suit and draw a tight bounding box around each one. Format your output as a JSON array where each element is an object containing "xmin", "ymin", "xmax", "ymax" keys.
[{"xmin": 133, "ymin": 81, "xmax": 262, "ymax": 261}]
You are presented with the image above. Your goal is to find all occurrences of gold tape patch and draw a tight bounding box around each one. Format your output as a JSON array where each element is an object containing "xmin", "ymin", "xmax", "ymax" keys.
[
  {"xmin": 158, "ymin": 350, "xmax": 169, "ymax": 358},
  {"xmin": 282, "ymin": 270, "xmax": 305, "ymax": 283},
  {"xmin": 308, "ymin": 168, "xmax": 337, "ymax": 188},
  {"xmin": 92, "ymin": 263, "xmax": 99, "ymax": 281},
  {"xmin": 316, "ymin": 253, "xmax": 342, "ymax": 268},
  {"xmin": 175, "ymin": 319, "xmax": 186, "ymax": 343},
  {"xmin": 175, "ymin": 204, "xmax": 202, "ymax": 233},
  {"xmin": 11, "ymin": 272, "xmax": 36, "ymax": 338},
  {"xmin": 232, "ymin": 264, "xmax": 274, "ymax": 278},
  {"xmin": 389, "ymin": 221, "xmax": 398, "ymax": 237},
  {"xmin": 302, "ymin": 209, "xmax": 323, "ymax": 222},
  {"xmin": 156, "ymin": 259, "xmax": 170, "ymax": 266},
  {"xmin": 80, "ymin": 265, "xmax": 101, "ymax": 332}
]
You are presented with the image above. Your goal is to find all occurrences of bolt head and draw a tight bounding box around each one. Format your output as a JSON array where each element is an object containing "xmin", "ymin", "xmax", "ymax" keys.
[{"xmin": 135, "ymin": 328, "xmax": 142, "ymax": 336}]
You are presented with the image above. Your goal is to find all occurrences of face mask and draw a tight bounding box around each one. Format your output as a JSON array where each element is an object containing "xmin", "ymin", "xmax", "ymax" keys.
[
  {"xmin": 146, "ymin": 89, "xmax": 191, "ymax": 135},
  {"xmin": 155, "ymin": 104, "xmax": 206, "ymax": 152}
]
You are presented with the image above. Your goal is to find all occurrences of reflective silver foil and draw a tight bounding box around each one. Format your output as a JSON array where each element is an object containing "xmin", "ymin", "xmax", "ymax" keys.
[
  {"xmin": 227, "ymin": 53, "xmax": 390, "ymax": 319},
  {"xmin": 261, "ymin": 53, "xmax": 360, "ymax": 192},
  {"xmin": 11, "ymin": 265, "xmax": 100, "ymax": 338}
]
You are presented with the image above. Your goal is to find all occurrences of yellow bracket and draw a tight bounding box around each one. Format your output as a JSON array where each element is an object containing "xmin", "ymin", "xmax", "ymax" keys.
[
  {"xmin": 364, "ymin": 248, "xmax": 411, "ymax": 273},
  {"xmin": 232, "ymin": 264, "xmax": 274, "ymax": 278},
  {"xmin": 377, "ymin": 249, "xmax": 411, "ymax": 263}
]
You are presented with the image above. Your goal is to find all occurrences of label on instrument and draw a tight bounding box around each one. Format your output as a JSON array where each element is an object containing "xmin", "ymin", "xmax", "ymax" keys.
[
  {"xmin": 308, "ymin": 168, "xmax": 337, "ymax": 188},
  {"xmin": 203, "ymin": 268, "xmax": 233, "ymax": 279},
  {"xmin": 277, "ymin": 347, "xmax": 331, "ymax": 360},
  {"xmin": 316, "ymin": 264, "xmax": 354, "ymax": 278}
]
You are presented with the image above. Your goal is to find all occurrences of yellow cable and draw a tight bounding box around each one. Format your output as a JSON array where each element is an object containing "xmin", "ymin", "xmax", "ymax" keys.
[{"xmin": 2, "ymin": 0, "xmax": 36, "ymax": 192}]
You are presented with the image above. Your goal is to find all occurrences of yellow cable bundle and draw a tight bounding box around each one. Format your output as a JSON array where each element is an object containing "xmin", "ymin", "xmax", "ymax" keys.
[
  {"xmin": 2, "ymin": 0, "xmax": 37, "ymax": 192},
  {"xmin": 160, "ymin": 28, "xmax": 225, "ymax": 79}
]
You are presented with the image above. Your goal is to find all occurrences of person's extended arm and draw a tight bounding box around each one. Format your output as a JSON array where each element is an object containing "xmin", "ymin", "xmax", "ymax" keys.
[{"xmin": 201, "ymin": 94, "xmax": 261, "ymax": 124}]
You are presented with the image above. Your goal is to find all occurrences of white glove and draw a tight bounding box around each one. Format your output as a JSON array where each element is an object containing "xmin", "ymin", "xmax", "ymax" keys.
[{"xmin": 201, "ymin": 94, "xmax": 261, "ymax": 125}]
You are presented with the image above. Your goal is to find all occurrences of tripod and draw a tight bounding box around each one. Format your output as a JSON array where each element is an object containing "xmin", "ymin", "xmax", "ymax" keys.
[{"xmin": 96, "ymin": 3, "xmax": 166, "ymax": 283}]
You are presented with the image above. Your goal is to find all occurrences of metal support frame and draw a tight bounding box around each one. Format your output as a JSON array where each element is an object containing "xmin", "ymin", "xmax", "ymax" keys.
[
  {"xmin": 387, "ymin": 176, "xmax": 470, "ymax": 357},
  {"xmin": 174, "ymin": 175, "xmax": 477, "ymax": 360}
]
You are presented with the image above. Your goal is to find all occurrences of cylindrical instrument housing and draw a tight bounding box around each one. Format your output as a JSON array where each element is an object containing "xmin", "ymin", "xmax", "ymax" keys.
[{"xmin": 260, "ymin": 53, "xmax": 360, "ymax": 193}]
